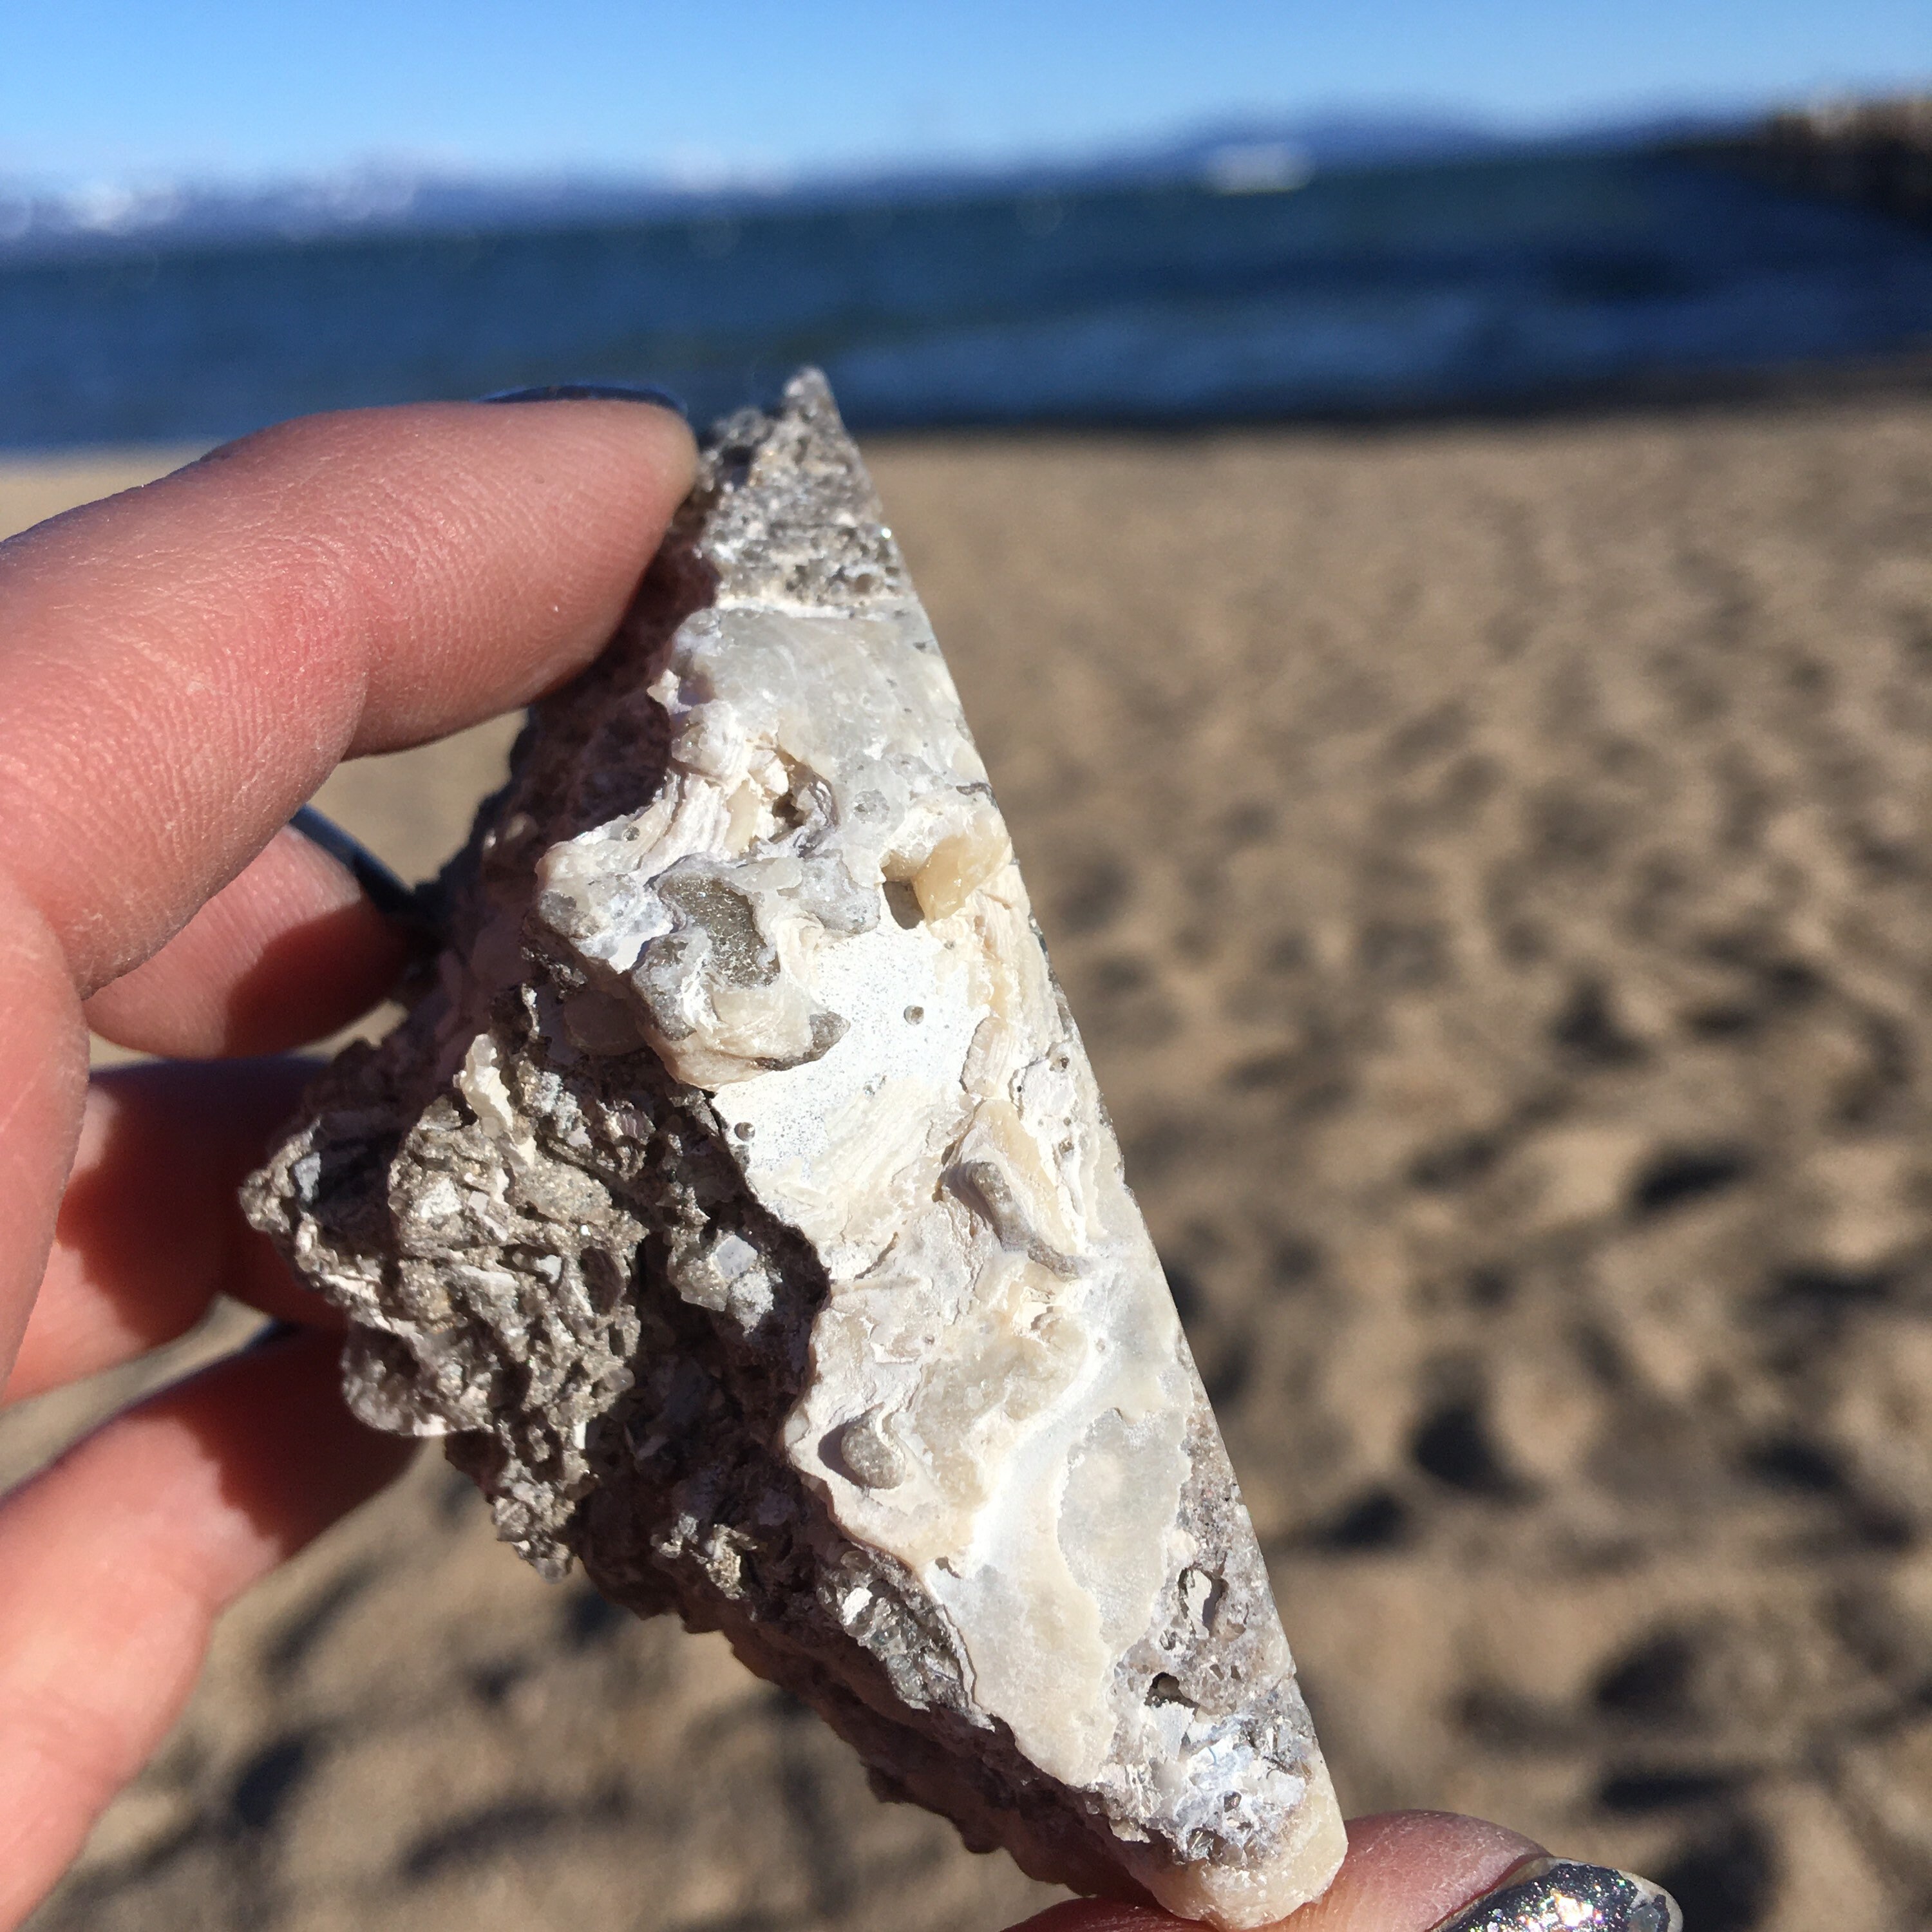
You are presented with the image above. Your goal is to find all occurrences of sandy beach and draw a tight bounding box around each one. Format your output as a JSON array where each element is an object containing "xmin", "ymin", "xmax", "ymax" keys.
[{"xmin": 8, "ymin": 383, "xmax": 1932, "ymax": 1932}]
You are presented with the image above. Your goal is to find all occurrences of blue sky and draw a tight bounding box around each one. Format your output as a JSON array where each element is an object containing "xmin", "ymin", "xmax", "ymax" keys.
[{"xmin": 3, "ymin": 0, "xmax": 1927, "ymax": 185}]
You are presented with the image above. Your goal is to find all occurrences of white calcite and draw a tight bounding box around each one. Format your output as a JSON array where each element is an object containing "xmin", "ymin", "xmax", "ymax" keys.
[{"xmin": 245, "ymin": 371, "xmax": 1344, "ymax": 1926}]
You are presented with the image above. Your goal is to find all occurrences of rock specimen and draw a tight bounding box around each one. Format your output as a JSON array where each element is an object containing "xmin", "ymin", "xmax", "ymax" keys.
[{"xmin": 244, "ymin": 370, "xmax": 1345, "ymax": 1927}]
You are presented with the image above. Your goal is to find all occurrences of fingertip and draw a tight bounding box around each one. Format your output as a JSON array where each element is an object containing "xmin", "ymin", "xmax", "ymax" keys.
[
  {"xmin": 477, "ymin": 381, "xmax": 690, "ymax": 414},
  {"xmin": 1001, "ymin": 1815, "xmax": 1546, "ymax": 1932},
  {"xmin": 203, "ymin": 395, "xmax": 700, "ymax": 755},
  {"xmin": 469, "ymin": 386, "xmax": 700, "ymax": 455},
  {"xmin": 1340, "ymin": 1810, "xmax": 1544, "ymax": 1871},
  {"xmin": 1283, "ymin": 1812, "xmax": 1546, "ymax": 1932}
]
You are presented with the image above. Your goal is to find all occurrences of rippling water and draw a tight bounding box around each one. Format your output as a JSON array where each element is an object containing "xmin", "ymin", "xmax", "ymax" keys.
[{"xmin": 3, "ymin": 147, "xmax": 1931, "ymax": 446}]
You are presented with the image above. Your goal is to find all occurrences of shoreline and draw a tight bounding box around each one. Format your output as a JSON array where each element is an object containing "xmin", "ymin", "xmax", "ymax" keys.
[{"xmin": 5, "ymin": 340, "xmax": 1932, "ymax": 489}]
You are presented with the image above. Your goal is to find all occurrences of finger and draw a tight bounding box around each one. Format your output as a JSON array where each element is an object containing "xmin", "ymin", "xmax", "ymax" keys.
[
  {"xmin": 0, "ymin": 889, "xmax": 89, "ymax": 1375},
  {"xmin": 0, "ymin": 1328, "xmax": 412, "ymax": 1929},
  {"xmin": 0, "ymin": 395, "xmax": 695, "ymax": 996},
  {"xmin": 1012, "ymin": 1812, "xmax": 1543, "ymax": 1932},
  {"xmin": 82, "ymin": 822, "xmax": 407, "ymax": 1058},
  {"xmin": 1272, "ymin": 1812, "xmax": 1545, "ymax": 1931},
  {"xmin": 6, "ymin": 1059, "xmax": 336, "ymax": 1405},
  {"xmin": 0, "ymin": 395, "xmax": 694, "ymax": 1366}
]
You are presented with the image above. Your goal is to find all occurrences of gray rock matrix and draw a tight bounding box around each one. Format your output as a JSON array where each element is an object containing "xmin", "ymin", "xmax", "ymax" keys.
[{"xmin": 245, "ymin": 370, "xmax": 1343, "ymax": 1926}]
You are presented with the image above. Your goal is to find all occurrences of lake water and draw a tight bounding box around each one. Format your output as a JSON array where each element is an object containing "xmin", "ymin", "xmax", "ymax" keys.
[{"xmin": 3, "ymin": 147, "xmax": 1931, "ymax": 446}]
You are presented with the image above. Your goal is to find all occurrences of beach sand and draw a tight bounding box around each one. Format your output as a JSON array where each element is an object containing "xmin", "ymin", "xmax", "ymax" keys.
[{"xmin": 8, "ymin": 387, "xmax": 1932, "ymax": 1931}]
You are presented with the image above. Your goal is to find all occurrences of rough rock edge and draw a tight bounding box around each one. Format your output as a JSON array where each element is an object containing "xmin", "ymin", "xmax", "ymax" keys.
[{"xmin": 243, "ymin": 370, "xmax": 1341, "ymax": 1923}]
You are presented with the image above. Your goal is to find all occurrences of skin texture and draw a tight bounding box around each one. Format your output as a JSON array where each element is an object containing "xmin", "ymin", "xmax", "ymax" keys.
[
  {"xmin": 0, "ymin": 399, "xmax": 1541, "ymax": 1932},
  {"xmin": 1023, "ymin": 1815, "xmax": 1544, "ymax": 1932}
]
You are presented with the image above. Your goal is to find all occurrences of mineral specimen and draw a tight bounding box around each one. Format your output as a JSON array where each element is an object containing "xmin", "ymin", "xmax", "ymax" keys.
[{"xmin": 244, "ymin": 370, "xmax": 1345, "ymax": 1926}]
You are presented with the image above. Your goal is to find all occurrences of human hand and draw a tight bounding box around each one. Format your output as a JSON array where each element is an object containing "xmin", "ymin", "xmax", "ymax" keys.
[
  {"xmin": 0, "ymin": 393, "xmax": 697, "ymax": 1926},
  {"xmin": 0, "ymin": 397, "xmax": 1674, "ymax": 1932}
]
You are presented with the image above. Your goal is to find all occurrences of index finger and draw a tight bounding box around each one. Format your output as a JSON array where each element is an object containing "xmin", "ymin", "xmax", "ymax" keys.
[
  {"xmin": 0, "ymin": 397, "xmax": 695, "ymax": 1366},
  {"xmin": 0, "ymin": 396, "xmax": 696, "ymax": 994}
]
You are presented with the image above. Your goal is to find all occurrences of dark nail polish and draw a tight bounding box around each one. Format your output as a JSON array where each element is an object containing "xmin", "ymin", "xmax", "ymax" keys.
[
  {"xmin": 478, "ymin": 381, "xmax": 688, "ymax": 417},
  {"xmin": 287, "ymin": 805, "xmax": 425, "ymax": 929}
]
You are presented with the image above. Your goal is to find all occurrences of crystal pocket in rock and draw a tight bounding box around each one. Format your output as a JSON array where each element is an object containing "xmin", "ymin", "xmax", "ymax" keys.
[{"xmin": 243, "ymin": 370, "xmax": 1345, "ymax": 1929}]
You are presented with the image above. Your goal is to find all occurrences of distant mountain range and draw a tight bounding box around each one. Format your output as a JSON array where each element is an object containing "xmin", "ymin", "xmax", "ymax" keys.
[{"xmin": 0, "ymin": 107, "xmax": 1763, "ymax": 265}]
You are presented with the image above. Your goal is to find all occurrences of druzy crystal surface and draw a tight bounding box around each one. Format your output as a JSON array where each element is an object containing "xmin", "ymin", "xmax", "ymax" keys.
[{"xmin": 244, "ymin": 371, "xmax": 1345, "ymax": 1926}]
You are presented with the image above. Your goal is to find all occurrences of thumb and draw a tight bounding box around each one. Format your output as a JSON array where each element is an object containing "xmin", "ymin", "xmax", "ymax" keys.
[{"xmin": 1003, "ymin": 1810, "xmax": 1675, "ymax": 1932}]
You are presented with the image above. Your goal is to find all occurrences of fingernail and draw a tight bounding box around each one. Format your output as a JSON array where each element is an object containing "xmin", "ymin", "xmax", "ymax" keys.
[
  {"xmin": 243, "ymin": 1318, "xmax": 303, "ymax": 1356},
  {"xmin": 478, "ymin": 381, "xmax": 688, "ymax": 417},
  {"xmin": 1432, "ymin": 1857, "xmax": 1681, "ymax": 1932},
  {"xmin": 287, "ymin": 805, "xmax": 425, "ymax": 929}
]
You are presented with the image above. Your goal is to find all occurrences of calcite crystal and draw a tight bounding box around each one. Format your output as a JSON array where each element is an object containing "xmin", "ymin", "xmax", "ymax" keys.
[{"xmin": 244, "ymin": 371, "xmax": 1345, "ymax": 1926}]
